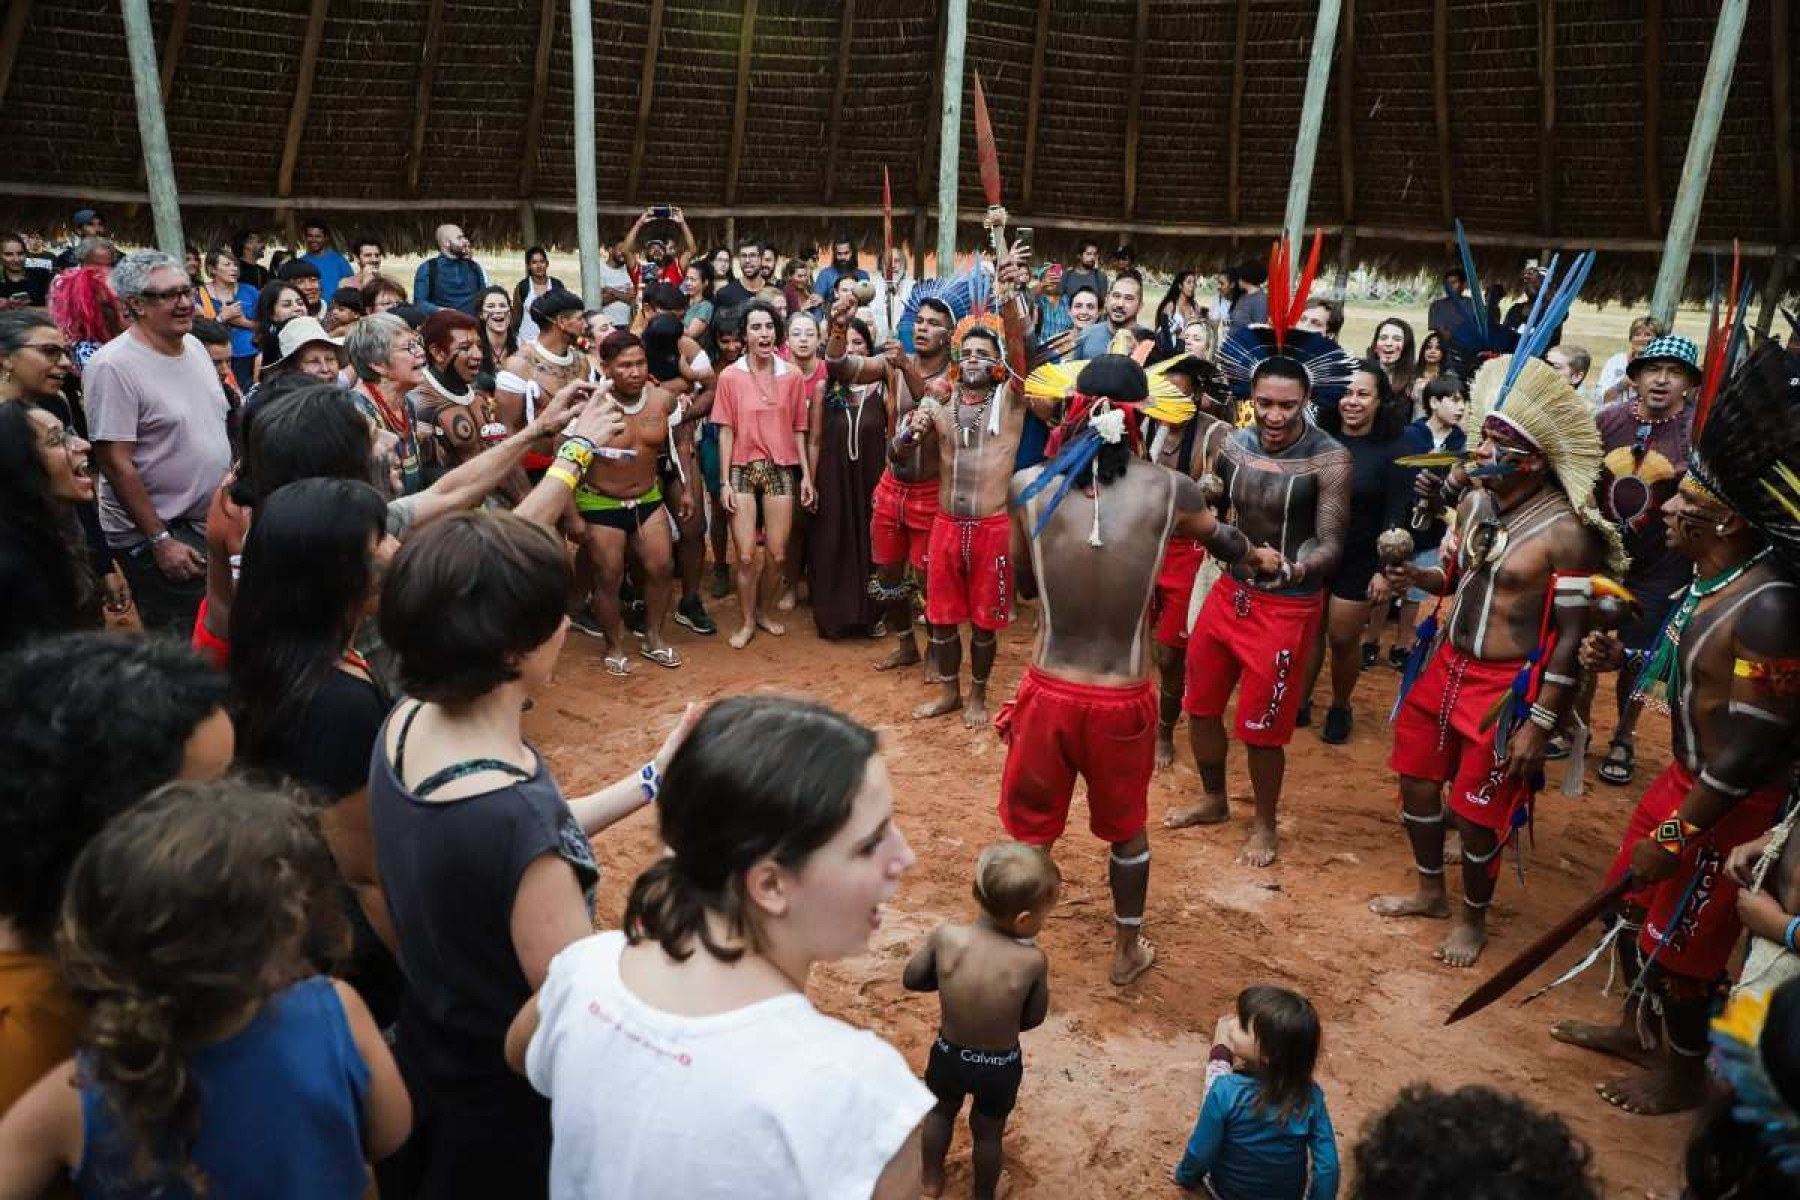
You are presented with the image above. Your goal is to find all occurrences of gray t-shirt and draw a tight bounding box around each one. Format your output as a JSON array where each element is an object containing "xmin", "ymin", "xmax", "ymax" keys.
[
  {"xmin": 84, "ymin": 332, "xmax": 232, "ymax": 548},
  {"xmin": 599, "ymin": 262, "xmax": 635, "ymax": 328}
]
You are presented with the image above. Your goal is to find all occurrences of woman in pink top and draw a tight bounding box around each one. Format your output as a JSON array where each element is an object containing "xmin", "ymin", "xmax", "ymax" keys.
[{"xmin": 713, "ymin": 301, "xmax": 814, "ymax": 648}]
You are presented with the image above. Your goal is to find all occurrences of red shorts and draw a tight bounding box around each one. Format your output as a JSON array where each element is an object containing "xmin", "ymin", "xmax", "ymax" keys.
[
  {"xmin": 1389, "ymin": 646, "xmax": 1531, "ymax": 834},
  {"xmin": 1151, "ymin": 538, "xmax": 1206, "ymax": 650},
  {"xmin": 1181, "ymin": 575, "xmax": 1322, "ymax": 747},
  {"xmin": 190, "ymin": 595, "xmax": 230, "ymax": 670},
  {"xmin": 924, "ymin": 511, "xmax": 1014, "ymax": 631},
  {"xmin": 870, "ymin": 472, "xmax": 937, "ymax": 573},
  {"xmin": 1605, "ymin": 760, "xmax": 1785, "ymax": 983},
  {"xmin": 996, "ymin": 665, "xmax": 1157, "ymax": 845}
]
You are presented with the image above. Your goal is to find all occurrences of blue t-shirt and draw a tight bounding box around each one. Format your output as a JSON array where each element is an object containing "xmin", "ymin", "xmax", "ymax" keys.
[
  {"xmin": 301, "ymin": 249, "xmax": 355, "ymax": 298},
  {"xmin": 194, "ymin": 283, "xmax": 260, "ymax": 358},
  {"xmin": 1174, "ymin": 1072, "xmax": 1339, "ymax": 1200},
  {"xmin": 75, "ymin": 976, "xmax": 370, "ymax": 1199}
]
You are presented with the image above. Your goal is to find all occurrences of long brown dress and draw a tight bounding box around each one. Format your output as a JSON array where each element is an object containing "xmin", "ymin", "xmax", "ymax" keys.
[{"xmin": 809, "ymin": 377, "xmax": 889, "ymax": 637}]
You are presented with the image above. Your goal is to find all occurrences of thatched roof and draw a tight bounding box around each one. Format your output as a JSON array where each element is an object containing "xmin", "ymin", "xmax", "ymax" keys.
[{"xmin": 1, "ymin": 0, "xmax": 1794, "ymax": 303}]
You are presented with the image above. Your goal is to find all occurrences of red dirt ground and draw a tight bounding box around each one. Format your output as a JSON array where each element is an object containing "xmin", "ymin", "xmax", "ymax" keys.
[{"xmin": 529, "ymin": 594, "xmax": 1688, "ymax": 1199}]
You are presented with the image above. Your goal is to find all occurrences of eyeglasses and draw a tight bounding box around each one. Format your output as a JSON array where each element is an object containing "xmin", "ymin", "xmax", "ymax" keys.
[
  {"xmin": 396, "ymin": 338, "xmax": 426, "ymax": 357},
  {"xmin": 137, "ymin": 286, "xmax": 192, "ymax": 304}
]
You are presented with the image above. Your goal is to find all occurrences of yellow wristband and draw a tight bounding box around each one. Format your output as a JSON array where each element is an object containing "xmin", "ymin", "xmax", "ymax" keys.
[{"xmin": 546, "ymin": 465, "xmax": 581, "ymax": 491}]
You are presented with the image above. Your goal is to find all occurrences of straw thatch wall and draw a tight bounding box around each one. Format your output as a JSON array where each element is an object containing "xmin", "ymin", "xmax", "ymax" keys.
[{"xmin": 0, "ymin": 0, "xmax": 1794, "ymax": 302}]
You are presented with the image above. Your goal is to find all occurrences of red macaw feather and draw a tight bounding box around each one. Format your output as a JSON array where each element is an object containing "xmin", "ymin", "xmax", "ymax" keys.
[
  {"xmin": 1288, "ymin": 229, "xmax": 1324, "ymax": 331},
  {"xmin": 971, "ymin": 71, "xmax": 1003, "ymax": 209},
  {"xmin": 1693, "ymin": 239, "xmax": 1741, "ymax": 445},
  {"xmin": 1268, "ymin": 239, "xmax": 1289, "ymax": 352}
]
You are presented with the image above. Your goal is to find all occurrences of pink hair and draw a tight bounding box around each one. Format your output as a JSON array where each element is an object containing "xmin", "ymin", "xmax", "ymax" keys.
[{"xmin": 49, "ymin": 266, "xmax": 126, "ymax": 348}]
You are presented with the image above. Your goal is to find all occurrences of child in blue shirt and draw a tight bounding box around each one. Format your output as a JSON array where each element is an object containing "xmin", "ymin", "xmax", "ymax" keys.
[{"xmin": 1175, "ymin": 985, "xmax": 1339, "ymax": 1199}]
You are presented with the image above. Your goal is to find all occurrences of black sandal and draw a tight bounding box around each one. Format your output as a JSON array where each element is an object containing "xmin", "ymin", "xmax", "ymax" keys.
[{"xmin": 1598, "ymin": 739, "xmax": 1636, "ymax": 786}]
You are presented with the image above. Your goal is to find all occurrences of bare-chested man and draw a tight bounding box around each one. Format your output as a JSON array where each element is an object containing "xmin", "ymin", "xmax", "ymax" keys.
[
  {"xmin": 571, "ymin": 329, "xmax": 688, "ymax": 674},
  {"xmin": 897, "ymin": 242, "xmax": 1045, "ymax": 728},
  {"xmin": 496, "ymin": 288, "xmax": 595, "ymax": 477},
  {"xmin": 1002, "ymin": 356, "xmax": 1277, "ymax": 987},
  {"xmin": 1372, "ymin": 353, "xmax": 1613, "ymax": 967},
  {"xmin": 1549, "ymin": 343, "xmax": 1800, "ymax": 1115},
  {"xmin": 1164, "ymin": 356, "xmax": 1351, "ymax": 867},
  {"xmin": 865, "ymin": 295, "xmax": 954, "ymax": 672}
]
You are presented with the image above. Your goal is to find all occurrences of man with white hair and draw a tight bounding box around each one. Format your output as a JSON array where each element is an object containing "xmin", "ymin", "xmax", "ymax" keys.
[
  {"xmin": 412, "ymin": 223, "xmax": 488, "ymax": 315},
  {"xmin": 85, "ymin": 251, "xmax": 232, "ymax": 633}
]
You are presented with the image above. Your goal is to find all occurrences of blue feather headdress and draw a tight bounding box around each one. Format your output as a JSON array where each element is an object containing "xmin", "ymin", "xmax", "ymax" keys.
[{"xmin": 898, "ymin": 273, "xmax": 976, "ymax": 355}]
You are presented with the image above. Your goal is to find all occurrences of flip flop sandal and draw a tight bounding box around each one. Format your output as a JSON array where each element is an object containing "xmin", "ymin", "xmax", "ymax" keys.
[
  {"xmin": 1544, "ymin": 734, "xmax": 1572, "ymax": 761},
  {"xmin": 603, "ymin": 653, "xmax": 631, "ymax": 677},
  {"xmin": 1598, "ymin": 740, "xmax": 1635, "ymax": 786},
  {"xmin": 640, "ymin": 646, "xmax": 682, "ymax": 669}
]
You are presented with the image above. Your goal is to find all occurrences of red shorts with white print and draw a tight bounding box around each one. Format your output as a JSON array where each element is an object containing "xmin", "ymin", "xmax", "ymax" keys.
[{"xmin": 1181, "ymin": 575, "xmax": 1322, "ymax": 747}]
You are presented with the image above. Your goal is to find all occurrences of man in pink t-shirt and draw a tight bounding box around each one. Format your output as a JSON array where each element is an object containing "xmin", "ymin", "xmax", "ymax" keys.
[{"xmin": 713, "ymin": 302, "xmax": 814, "ymax": 648}]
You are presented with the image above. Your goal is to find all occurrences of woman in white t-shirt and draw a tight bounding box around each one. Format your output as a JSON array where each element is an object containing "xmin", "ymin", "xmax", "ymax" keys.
[{"xmin": 505, "ymin": 696, "xmax": 929, "ymax": 1199}]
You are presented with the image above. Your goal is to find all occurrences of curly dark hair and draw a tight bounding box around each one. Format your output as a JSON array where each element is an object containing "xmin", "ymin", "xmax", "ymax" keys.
[
  {"xmin": 1351, "ymin": 1083, "xmax": 1599, "ymax": 1200},
  {"xmin": 59, "ymin": 778, "xmax": 349, "ymax": 1196},
  {"xmin": 0, "ymin": 400, "xmax": 98, "ymax": 647},
  {"xmin": 0, "ymin": 633, "xmax": 227, "ymax": 947}
]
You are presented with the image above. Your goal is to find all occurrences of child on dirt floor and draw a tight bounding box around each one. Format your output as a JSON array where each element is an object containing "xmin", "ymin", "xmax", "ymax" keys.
[
  {"xmin": 903, "ymin": 841, "xmax": 1058, "ymax": 1200},
  {"xmin": 1174, "ymin": 984, "xmax": 1339, "ymax": 1200}
]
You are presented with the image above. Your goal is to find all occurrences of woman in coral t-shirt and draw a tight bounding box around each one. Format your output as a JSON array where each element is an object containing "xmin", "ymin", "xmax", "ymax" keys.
[{"xmin": 712, "ymin": 301, "xmax": 813, "ymax": 649}]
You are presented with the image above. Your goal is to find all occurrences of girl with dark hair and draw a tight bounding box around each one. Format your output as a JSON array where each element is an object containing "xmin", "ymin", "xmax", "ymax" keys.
[
  {"xmin": 511, "ymin": 246, "xmax": 563, "ymax": 344},
  {"xmin": 1413, "ymin": 328, "xmax": 1447, "ymax": 411},
  {"xmin": 252, "ymin": 278, "xmax": 307, "ymax": 382},
  {"xmin": 476, "ymin": 284, "xmax": 517, "ymax": 372},
  {"xmin": 809, "ymin": 309, "xmax": 890, "ymax": 637},
  {"xmin": 1153, "ymin": 270, "xmax": 1204, "ymax": 352},
  {"xmin": 1174, "ymin": 984, "xmax": 1338, "ymax": 1199},
  {"xmin": 0, "ymin": 399, "xmax": 101, "ymax": 649},
  {"xmin": 701, "ymin": 309, "xmax": 746, "ymax": 596},
  {"xmin": 368, "ymin": 510, "xmax": 696, "ymax": 1199},
  {"xmin": 0, "ymin": 780, "xmax": 412, "ymax": 1198},
  {"xmin": 1367, "ymin": 317, "xmax": 1418, "ymax": 405},
  {"xmin": 1305, "ymin": 361, "xmax": 1411, "ymax": 743},
  {"xmin": 504, "ymin": 695, "xmax": 929, "ymax": 1199},
  {"xmin": 682, "ymin": 258, "xmax": 717, "ymax": 340},
  {"xmin": 230, "ymin": 477, "xmax": 405, "ymax": 1025}
]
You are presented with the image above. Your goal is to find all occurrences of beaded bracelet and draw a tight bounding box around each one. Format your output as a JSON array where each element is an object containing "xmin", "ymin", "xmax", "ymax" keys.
[
  {"xmin": 1785, "ymin": 915, "xmax": 1800, "ymax": 954},
  {"xmin": 638, "ymin": 760, "xmax": 662, "ymax": 804},
  {"xmin": 1527, "ymin": 702, "xmax": 1559, "ymax": 731}
]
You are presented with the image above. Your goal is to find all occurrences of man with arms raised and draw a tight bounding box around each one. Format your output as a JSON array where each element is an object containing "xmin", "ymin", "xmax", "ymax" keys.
[
  {"xmin": 573, "ymin": 330, "xmax": 687, "ymax": 674},
  {"xmin": 1165, "ymin": 346, "xmax": 1352, "ymax": 867},
  {"xmin": 1550, "ymin": 344, "xmax": 1800, "ymax": 1114},
  {"xmin": 896, "ymin": 239, "xmax": 1040, "ymax": 727},
  {"xmin": 1003, "ymin": 356, "xmax": 1275, "ymax": 985},
  {"xmin": 1372, "ymin": 352, "xmax": 1616, "ymax": 967}
]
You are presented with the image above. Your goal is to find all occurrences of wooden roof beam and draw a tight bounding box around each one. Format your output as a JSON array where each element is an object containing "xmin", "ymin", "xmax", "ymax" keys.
[
  {"xmin": 625, "ymin": 0, "xmax": 666, "ymax": 203},
  {"xmin": 404, "ymin": 0, "xmax": 446, "ymax": 196},
  {"xmin": 1021, "ymin": 0, "xmax": 1050, "ymax": 206},
  {"xmin": 0, "ymin": 0, "xmax": 31, "ymax": 112},
  {"xmin": 518, "ymin": 0, "xmax": 557, "ymax": 198},
  {"xmin": 724, "ymin": 0, "xmax": 758, "ymax": 207},
  {"xmin": 277, "ymin": 0, "xmax": 331, "ymax": 214},
  {"xmin": 1538, "ymin": 0, "xmax": 1556, "ymax": 236},
  {"xmin": 1642, "ymin": 0, "xmax": 1663, "ymax": 234},
  {"xmin": 1121, "ymin": 0, "xmax": 1150, "ymax": 222},
  {"xmin": 1431, "ymin": 0, "xmax": 1452, "ymax": 227},
  {"xmin": 1225, "ymin": 0, "xmax": 1249, "ymax": 227},
  {"xmin": 820, "ymin": 0, "xmax": 855, "ymax": 203}
]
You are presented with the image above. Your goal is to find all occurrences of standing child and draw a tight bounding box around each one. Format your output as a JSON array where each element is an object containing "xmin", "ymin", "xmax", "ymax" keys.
[
  {"xmin": 0, "ymin": 780, "xmax": 411, "ymax": 1199},
  {"xmin": 1174, "ymin": 985, "xmax": 1339, "ymax": 1200},
  {"xmin": 903, "ymin": 842, "xmax": 1059, "ymax": 1199}
]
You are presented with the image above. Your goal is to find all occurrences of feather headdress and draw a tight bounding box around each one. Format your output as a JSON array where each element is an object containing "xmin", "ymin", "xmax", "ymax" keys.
[
  {"xmin": 1685, "ymin": 341, "xmax": 1800, "ymax": 579},
  {"xmin": 1710, "ymin": 987, "xmax": 1800, "ymax": 1179},
  {"xmin": 1214, "ymin": 230, "xmax": 1355, "ymax": 409},
  {"xmin": 1465, "ymin": 353, "xmax": 1626, "ymax": 577},
  {"xmin": 1442, "ymin": 220, "xmax": 1520, "ymax": 377},
  {"xmin": 1016, "ymin": 355, "xmax": 1149, "ymax": 546},
  {"xmin": 898, "ymin": 273, "xmax": 976, "ymax": 355},
  {"xmin": 1028, "ymin": 356, "xmax": 1197, "ymax": 426}
]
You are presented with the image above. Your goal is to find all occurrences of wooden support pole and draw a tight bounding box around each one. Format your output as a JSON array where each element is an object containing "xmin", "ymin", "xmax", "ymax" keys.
[
  {"xmin": 1283, "ymin": 0, "xmax": 1342, "ymax": 251},
  {"xmin": 1021, "ymin": 0, "xmax": 1051, "ymax": 206},
  {"xmin": 127, "ymin": 0, "xmax": 190, "ymax": 218},
  {"xmin": 625, "ymin": 0, "xmax": 666, "ymax": 203},
  {"xmin": 1430, "ymin": 0, "xmax": 1453, "ymax": 229},
  {"xmin": 820, "ymin": 0, "xmax": 855, "ymax": 203},
  {"xmin": 120, "ymin": 0, "xmax": 184, "ymax": 258},
  {"xmin": 1642, "ymin": 0, "xmax": 1663, "ymax": 235},
  {"xmin": 1334, "ymin": 0, "xmax": 1356, "ymax": 288},
  {"xmin": 724, "ymin": 0, "xmax": 757, "ymax": 207},
  {"xmin": 1650, "ymin": 0, "xmax": 1749, "ymax": 324},
  {"xmin": 0, "ymin": 0, "xmax": 31, "ymax": 111},
  {"xmin": 518, "ymin": 199, "xmax": 538, "ymax": 249},
  {"xmin": 1122, "ymin": 0, "xmax": 1151, "ymax": 223},
  {"xmin": 571, "ymin": 0, "xmax": 600, "ymax": 306},
  {"xmin": 405, "ymin": 0, "xmax": 446, "ymax": 197},
  {"xmin": 1225, "ymin": 0, "xmax": 1250, "ymax": 230},
  {"xmin": 277, "ymin": 0, "xmax": 330, "ymax": 238},
  {"xmin": 934, "ymin": 0, "xmax": 967, "ymax": 271},
  {"xmin": 1757, "ymin": 0, "xmax": 1793, "ymax": 337},
  {"xmin": 1538, "ymin": 0, "xmax": 1556, "ymax": 236},
  {"xmin": 519, "ymin": 0, "xmax": 556, "ymax": 200}
]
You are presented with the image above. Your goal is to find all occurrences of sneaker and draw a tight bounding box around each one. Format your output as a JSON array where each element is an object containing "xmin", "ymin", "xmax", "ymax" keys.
[
  {"xmin": 1321, "ymin": 705, "xmax": 1353, "ymax": 744},
  {"xmin": 1388, "ymin": 645, "xmax": 1410, "ymax": 670},
  {"xmin": 568, "ymin": 608, "xmax": 606, "ymax": 639},
  {"xmin": 674, "ymin": 595, "xmax": 717, "ymax": 635},
  {"xmin": 710, "ymin": 564, "xmax": 731, "ymax": 599},
  {"xmin": 1360, "ymin": 642, "xmax": 1379, "ymax": 671}
]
